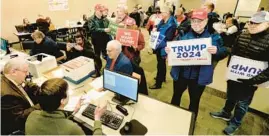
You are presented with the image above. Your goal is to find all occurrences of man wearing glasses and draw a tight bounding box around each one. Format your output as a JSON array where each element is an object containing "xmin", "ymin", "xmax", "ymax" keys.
[
  {"xmin": 210, "ymin": 11, "xmax": 269, "ymax": 135},
  {"xmin": 1, "ymin": 58, "xmax": 41, "ymax": 134},
  {"xmin": 166, "ymin": 8, "xmax": 227, "ymax": 122}
]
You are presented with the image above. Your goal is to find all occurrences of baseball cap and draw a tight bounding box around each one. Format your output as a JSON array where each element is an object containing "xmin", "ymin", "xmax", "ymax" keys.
[
  {"xmin": 250, "ymin": 11, "xmax": 269, "ymax": 23},
  {"xmin": 95, "ymin": 4, "xmax": 104, "ymax": 11},
  {"xmin": 191, "ymin": 9, "xmax": 208, "ymax": 20}
]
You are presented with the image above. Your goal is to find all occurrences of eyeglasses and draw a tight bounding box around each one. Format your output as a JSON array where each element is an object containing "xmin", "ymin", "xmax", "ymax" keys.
[
  {"xmin": 191, "ymin": 19, "xmax": 204, "ymax": 24},
  {"xmin": 16, "ymin": 69, "xmax": 28, "ymax": 75},
  {"xmin": 248, "ymin": 21, "xmax": 261, "ymax": 25}
]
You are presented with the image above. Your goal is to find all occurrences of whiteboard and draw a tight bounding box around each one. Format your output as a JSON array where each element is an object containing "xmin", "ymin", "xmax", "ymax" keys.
[{"xmin": 235, "ymin": 0, "xmax": 261, "ymax": 17}]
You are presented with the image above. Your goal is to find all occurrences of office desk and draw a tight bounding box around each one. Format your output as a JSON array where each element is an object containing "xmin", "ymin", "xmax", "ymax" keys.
[
  {"xmin": 74, "ymin": 91, "xmax": 195, "ymax": 135},
  {"xmin": 32, "ymin": 66, "xmax": 195, "ymax": 135},
  {"xmin": 14, "ymin": 32, "xmax": 32, "ymax": 41}
]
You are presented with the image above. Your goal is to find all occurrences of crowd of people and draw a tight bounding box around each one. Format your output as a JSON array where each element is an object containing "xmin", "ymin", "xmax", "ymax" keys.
[{"xmin": 1, "ymin": 1, "xmax": 269, "ymax": 135}]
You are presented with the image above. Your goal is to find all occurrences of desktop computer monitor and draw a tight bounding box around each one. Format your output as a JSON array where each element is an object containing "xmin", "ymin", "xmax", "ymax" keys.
[{"xmin": 103, "ymin": 69, "xmax": 139, "ymax": 105}]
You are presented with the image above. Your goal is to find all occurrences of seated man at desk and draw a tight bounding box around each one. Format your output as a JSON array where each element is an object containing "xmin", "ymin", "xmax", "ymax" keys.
[
  {"xmin": 30, "ymin": 30, "xmax": 64, "ymax": 61},
  {"xmin": 66, "ymin": 33, "xmax": 102, "ymax": 76},
  {"xmin": 25, "ymin": 78, "xmax": 107, "ymax": 135},
  {"xmin": 1, "ymin": 58, "xmax": 40, "ymax": 135},
  {"xmin": 105, "ymin": 40, "xmax": 133, "ymax": 75}
]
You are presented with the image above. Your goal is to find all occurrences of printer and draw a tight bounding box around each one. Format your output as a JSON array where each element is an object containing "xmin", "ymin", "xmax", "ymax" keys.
[
  {"xmin": 27, "ymin": 53, "xmax": 57, "ymax": 78},
  {"xmin": 61, "ymin": 56, "xmax": 95, "ymax": 84}
]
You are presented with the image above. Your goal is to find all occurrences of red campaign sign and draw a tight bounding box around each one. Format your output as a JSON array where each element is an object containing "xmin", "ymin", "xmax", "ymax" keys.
[{"xmin": 116, "ymin": 28, "xmax": 139, "ymax": 47}]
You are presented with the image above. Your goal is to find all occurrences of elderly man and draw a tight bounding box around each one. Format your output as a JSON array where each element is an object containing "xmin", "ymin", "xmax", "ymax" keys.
[
  {"xmin": 166, "ymin": 8, "xmax": 227, "ymax": 121},
  {"xmin": 210, "ymin": 11, "xmax": 269, "ymax": 135},
  {"xmin": 88, "ymin": 4, "xmax": 111, "ymax": 61},
  {"xmin": 1, "ymin": 58, "xmax": 40, "ymax": 134},
  {"xmin": 105, "ymin": 40, "xmax": 133, "ymax": 75}
]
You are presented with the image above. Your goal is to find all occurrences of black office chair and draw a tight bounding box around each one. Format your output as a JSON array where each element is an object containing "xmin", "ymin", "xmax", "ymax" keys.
[
  {"xmin": 30, "ymin": 23, "xmax": 38, "ymax": 33},
  {"xmin": 68, "ymin": 27, "xmax": 78, "ymax": 41},
  {"xmin": 56, "ymin": 28, "xmax": 69, "ymax": 42},
  {"xmin": 15, "ymin": 25, "xmax": 25, "ymax": 33},
  {"xmin": 56, "ymin": 42, "xmax": 67, "ymax": 51}
]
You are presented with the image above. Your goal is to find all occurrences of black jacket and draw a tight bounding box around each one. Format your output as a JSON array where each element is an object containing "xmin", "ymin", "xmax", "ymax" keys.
[
  {"xmin": 230, "ymin": 29, "xmax": 269, "ymax": 84},
  {"xmin": 30, "ymin": 37, "xmax": 63, "ymax": 58},
  {"xmin": 207, "ymin": 12, "xmax": 220, "ymax": 34},
  {"xmin": 129, "ymin": 12, "xmax": 141, "ymax": 26},
  {"xmin": 175, "ymin": 16, "xmax": 191, "ymax": 37}
]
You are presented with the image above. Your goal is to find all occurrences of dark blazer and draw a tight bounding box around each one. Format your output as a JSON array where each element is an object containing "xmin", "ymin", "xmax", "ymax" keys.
[
  {"xmin": 1, "ymin": 75, "xmax": 40, "ymax": 135},
  {"xmin": 105, "ymin": 52, "xmax": 133, "ymax": 75}
]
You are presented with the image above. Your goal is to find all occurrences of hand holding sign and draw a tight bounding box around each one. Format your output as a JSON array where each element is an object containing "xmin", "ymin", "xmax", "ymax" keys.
[
  {"xmin": 165, "ymin": 46, "xmax": 171, "ymax": 54},
  {"xmin": 207, "ymin": 46, "xmax": 217, "ymax": 54},
  {"xmin": 104, "ymin": 28, "xmax": 111, "ymax": 33}
]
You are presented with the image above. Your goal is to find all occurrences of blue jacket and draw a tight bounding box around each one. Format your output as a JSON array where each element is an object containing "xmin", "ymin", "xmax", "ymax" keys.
[
  {"xmin": 156, "ymin": 16, "xmax": 177, "ymax": 57},
  {"xmin": 105, "ymin": 52, "xmax": 133, "ymax": 75},
  {"xmin": 170, "ymin": 29, "xmax": 227, "ymax": 85}
]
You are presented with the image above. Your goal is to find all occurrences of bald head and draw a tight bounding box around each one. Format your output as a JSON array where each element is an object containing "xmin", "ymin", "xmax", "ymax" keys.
[{"xmin": 106, "ymin": 40, "xmax": 122, "ymax": 59}]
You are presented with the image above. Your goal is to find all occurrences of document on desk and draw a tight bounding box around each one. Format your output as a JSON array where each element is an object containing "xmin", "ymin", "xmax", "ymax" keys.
[
  {"xmin": 82, "ymin": 89, "xmax": 107, "ymax": 103},
  {"xmin": 89, "ymin": 76, "xmax": 103, "ymax": 90},
  {"xmin": 64, "ymin": 96, "xmax": 81, "ymax": 111}
]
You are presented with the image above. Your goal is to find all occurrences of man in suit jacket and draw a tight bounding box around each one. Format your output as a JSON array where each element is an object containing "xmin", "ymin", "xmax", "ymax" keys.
[
  {"xmin": 1, "ymin": 58, "xmax": 40, "ymax": 135},
  {"xmin": 105, "ymin": 40, "xmax": 133, "ymax": 75}
]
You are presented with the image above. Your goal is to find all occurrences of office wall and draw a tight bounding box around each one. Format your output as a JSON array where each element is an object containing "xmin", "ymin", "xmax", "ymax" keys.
[
  {"xmin": 180, "ymin": 0, "xmax": 238, "ymax": 16},
  {"xmin": 259, "ymin": 0, "xmax": 269, "ymax": 10},
  {"xmin": 0, "ymin": 0, "xmax": 136, "ymax": 42}
]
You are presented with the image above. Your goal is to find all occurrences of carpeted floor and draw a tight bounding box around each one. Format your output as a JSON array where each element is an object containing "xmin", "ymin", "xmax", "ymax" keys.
[{"xmin": 11, "ymin": 28, "xmax": 268, "ymax": 135}]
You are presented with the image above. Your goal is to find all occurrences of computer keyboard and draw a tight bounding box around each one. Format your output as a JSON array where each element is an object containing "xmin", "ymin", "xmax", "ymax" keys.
[{"xmin": 82, "ymin": 104, "xmax": 124, "ymax": 130}]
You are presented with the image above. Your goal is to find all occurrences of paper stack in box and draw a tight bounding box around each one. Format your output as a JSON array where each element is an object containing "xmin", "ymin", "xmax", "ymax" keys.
[
  {"xmin": 61, "ymin": 56, "xmax": 95, "ymax": 84},
  {"xmin": 27, "ymin": 53, "xmax": 57, "ymax": 78}
]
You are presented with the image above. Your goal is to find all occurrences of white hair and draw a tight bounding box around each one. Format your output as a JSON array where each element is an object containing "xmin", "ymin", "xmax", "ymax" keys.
[
  {"xmin": 107, "ymin": 40, "xmax": 122, "ymax": 52},
  {"xmin": 3, "ymin": 58, "xmax": 28, "ymax": 75},
  {"xmin": 117, "ymin": 5, "xmax": 128, "ymax": 14}
]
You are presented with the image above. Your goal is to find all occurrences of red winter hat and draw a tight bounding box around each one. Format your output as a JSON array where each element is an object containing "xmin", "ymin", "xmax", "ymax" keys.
[
  {"xmin": 191, "ymin": 9, "xmax": 208, "ymax": 20},
  {"xmin": 95, "ymin": 4, "xmax": 104, "ymax": 11}
]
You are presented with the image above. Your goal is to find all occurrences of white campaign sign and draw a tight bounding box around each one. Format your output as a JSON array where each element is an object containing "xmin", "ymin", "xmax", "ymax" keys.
[
  {"xmin": 149, "ymin": 32, "xmax": 159, "ymax": 49},
  {"xmin": 149, "ymin": 31, "xmax": 165, "ymax": 50},
  {"xmin": 167, "ymin": 38, "xmax": 212, "ymax": 66},
  {"xmin": 227, "ymin": 55, "xmax": 269, "ymax": 88}
]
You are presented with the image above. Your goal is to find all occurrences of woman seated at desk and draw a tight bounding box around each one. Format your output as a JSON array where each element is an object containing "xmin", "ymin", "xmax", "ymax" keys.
[{"xmin": 23, "ymin": 18, "xmax": 31, "ymax": 32}]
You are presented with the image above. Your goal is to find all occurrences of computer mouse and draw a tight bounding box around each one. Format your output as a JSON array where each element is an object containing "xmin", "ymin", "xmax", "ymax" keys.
[{"xmin": 123, "ymin": 122, "xmax": 132, "ymax": 133}]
